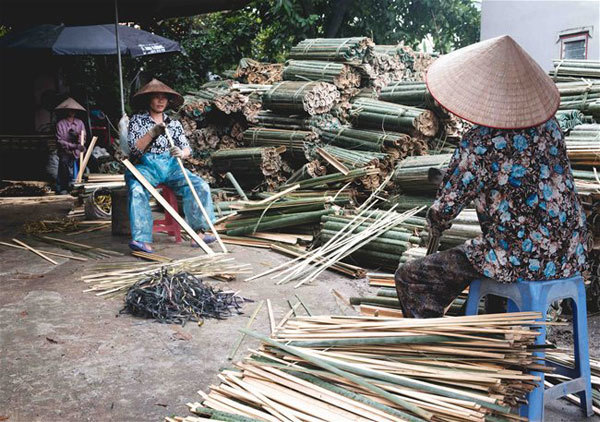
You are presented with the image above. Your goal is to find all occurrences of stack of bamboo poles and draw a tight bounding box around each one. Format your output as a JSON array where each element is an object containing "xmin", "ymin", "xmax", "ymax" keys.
[
  {"xmin": 82, "ymin": 254, "xmax": 251, "ymax": 297},
  {"xmin": 289, "ymin": 37, "xmax": 375, "ymax": 64},
  {"xmin": 565, "ymin": 124, "xmax": 600, "ymax": 166},
  {"xmin": 280, "ymin": 166, "xmax": 381, "ymax": 192},
  {"xmin": 286, "ymin": 160, "xmax": 328, "ymax": 184},
  {"xmin": 171, "ymin": 312, "xmax": 545, "ymax": 422},
  {"xmin": 374, "ymin": 44, "xmax": 437, "ymax": 81},
  {"xmin": 282, "ymin": 60, "xmax": 361, "ymax": 98},
  {"xmin": 379, "ymin": 81, "xmax": 433, "ymax": 107},
  {"xmin": 211, "ymin": 147, "xmax": 292, "ymax": 191},
  {"xmin": 552, "ymin": 59, "xmax": 600, "ymax": 80},
  {"xmin": 186, "ymin": 82, "xmax": 262, "ymax": 122},
  {"xmin": 305, "ymin": 144, "xmax": 391, "ymax": 171},
  {"xmin": 243, "ymin": 127, "xmax": 319, "ymax": 158},
  {"xmin": 234, "ymin": 58, "xmax": 283, "ymax": 85},
  {"xmin": 72, "ymin": 173, "xmax": 125, "ymax": 193},
  {"xmin": 319, "ymin": 126, "xmax": 427, "ymax": 161},
  {"xmin": 262, "ymin": 81, "xmax": 341, "ymax": 116},
  {"xmin": 394, "ymin": 154, "xmax": 452, "ymax": 195},
  {"xmin": 349, "ymin": 98, "xmax": 439, "ymax": 139}
]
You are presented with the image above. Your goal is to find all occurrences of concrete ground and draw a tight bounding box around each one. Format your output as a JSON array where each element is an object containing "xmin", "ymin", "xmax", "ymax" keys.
[{"xmin": 0, "ymin": 199, "xmax": 598, "ymax": 421}]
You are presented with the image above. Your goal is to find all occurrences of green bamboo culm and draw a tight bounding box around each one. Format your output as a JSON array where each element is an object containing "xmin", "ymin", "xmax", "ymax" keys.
[
  {"xmin": 282, "ymin": 59, "xmax": 361, "ymax": 93},
  {"xmin": 243, "ymin": 126, "xmax": 318, "ymax": 156},
  {"xmin": 350, "ymin": 98, "xmax": 439, "ymax": 137},
  {"xmin": 288, "ymin": 37, "xmax": 375, "ymax": 63}
]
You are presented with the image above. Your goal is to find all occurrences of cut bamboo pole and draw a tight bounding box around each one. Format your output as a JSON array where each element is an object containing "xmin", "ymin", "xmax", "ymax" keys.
[
  {"xmin": 12, "ymin": 238, "xmax": 58, "ymax": 265},
  {"xmin": 165, "ymin": 129, "xmax": 227, "ymax": 253},
  {"xmin": 76, "ymin": 136, "xmax": 98, "ymax": 183},
  {"xmin": 122, "ymin": 159, "xmax": 213, "ymax": 254},
  {"xmin": 228, "ymin": 300, "xmax": 264, "ymax": 361}
]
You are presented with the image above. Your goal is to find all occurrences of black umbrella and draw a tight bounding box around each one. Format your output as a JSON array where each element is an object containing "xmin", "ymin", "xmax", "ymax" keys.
[{"xmin": 0, "ymin": 24, "xmax": 181, "ymax": 57}]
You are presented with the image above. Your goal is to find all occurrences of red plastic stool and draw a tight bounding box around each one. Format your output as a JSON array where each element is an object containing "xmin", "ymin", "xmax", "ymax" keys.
[{"xmin": 152, "ymin": 184, "xmax": 182, "ymax": 243}]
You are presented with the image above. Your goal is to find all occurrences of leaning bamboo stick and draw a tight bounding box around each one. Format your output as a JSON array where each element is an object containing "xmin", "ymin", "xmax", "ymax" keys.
[
  {"xmin": 165, "ymin": 129, "xmax": 227, "ymax": 253},
  {"xmin": 122, "ymin": 159, "xmax": 213, "ymax": 254},
  {"xmin": 76, "ymin": 136, "xmax": 98, "ymax": 183},
  {"xmin": 12, "ymin": 238, "xmax": 58, "ymax": 265},
  {"xmin": 228, "ymin": 300, "xmax": 265, "ymax": 361}
]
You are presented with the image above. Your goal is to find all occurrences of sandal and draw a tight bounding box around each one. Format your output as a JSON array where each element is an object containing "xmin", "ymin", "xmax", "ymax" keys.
[{"xmin": 129, "ymin": 240, "xmax": 154, "ymax": 254}]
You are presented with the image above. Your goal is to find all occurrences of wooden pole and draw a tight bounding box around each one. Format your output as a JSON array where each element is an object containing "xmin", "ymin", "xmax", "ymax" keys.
[
  {"xmin": 164, "ymin": 130, "xmax": 227, "ymax": 253},
  {"xmin": 78, "ymin": 130, "xmax": 85, "ymax": 176},
  {"xmin": 121, "ymin": 159, "xmax": 213, "ymax": 254},
  {"xmin": 12, "ymin": 238, "xmax": 58, "ymax": 265},
  {"xmin": 76, "ymin": 136, "xmax": 98, "ymax": 183}
]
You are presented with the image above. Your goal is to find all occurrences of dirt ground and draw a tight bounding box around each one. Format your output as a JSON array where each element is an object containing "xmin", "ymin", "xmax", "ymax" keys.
[{"xmin": 1, "ymin": 198, "xmax": 599, "ymax": 421}]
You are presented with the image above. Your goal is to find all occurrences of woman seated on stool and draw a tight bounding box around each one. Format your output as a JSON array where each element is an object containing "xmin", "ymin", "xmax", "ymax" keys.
[
  {"xmin": 394, "ymin": 36, "xmax": 590, "ymax": 318},
  {"xmin": 126, "ymin": 78, "xmax": 216, "ymax": 253}
]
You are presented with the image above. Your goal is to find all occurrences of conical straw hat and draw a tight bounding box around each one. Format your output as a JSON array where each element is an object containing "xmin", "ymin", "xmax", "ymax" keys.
[
  {"xmin": 132, "ymin": 78, "xmax": 183, "ymax": 110},
  {"xmin": 426, "ymin": 35, "xmax": 560, "ymax": 129},
  {"xmin": 55, "ymin": 97, "xmax": 86, "ymax": 112}
]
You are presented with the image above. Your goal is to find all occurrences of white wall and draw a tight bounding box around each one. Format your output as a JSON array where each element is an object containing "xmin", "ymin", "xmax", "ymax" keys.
[{"xmin": 481, "ymin": 0, "xmax": 600, "ymax": 71}]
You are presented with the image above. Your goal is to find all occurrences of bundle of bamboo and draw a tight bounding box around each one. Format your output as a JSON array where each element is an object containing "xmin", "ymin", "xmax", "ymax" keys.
[
  {"xmin": 172, "ymin": 312, "xmax": 545, "ymax": 422},
  {"xmin": 282, "ymin": 60, "xmax": 361, "ymax": 97},
  {"xmin": 262, "ymin": 81, "xmax": 341, "ymax": 116},
  {"xmin": 234, "ymin": 58, "xmax": 283, "ymax": 84},
  {"xmin": 565, "ymin": 124, "xmax": 600, "ymax": 166},
  {"xmin": 186, "ymin": 82, "xmax": 262, "ymax": 122},
  {"xmin": 349, "ymin": 98, "xmax": 439, "ymax": 138},
  {"xmin": 211, "ymin": 147, "xmax": 292, "ymax": 191},
  {"xmin": 394, "ymin": 154, "xmax": 452, "ymax": 195},
  {"xmin": 319, "ymin": 126, "xmax": 428, "ymax": 162},
  {"xmin": 552, "ymin": 59, "xmax": 600, "ymax": 79},
  {"xmin": 243, "ymin": 127, "xmax": 319, "ymax": 157},
  {"xmin": 374, "ymin": 44, "xmax": 437, "ymax": 81},
  {"xmin": 289, "ymin": 37, "xmax": 375, "ymax": 63}
]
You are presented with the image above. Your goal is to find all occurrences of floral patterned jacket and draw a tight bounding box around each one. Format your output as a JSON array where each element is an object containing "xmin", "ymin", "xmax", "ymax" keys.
[
  {"xmin": 427, "ymin": 118, "xmax": 589, "ymax": 283},
  {"xmin": 128, "ymin": 112, "xmax": 190, "ymax": 161}
]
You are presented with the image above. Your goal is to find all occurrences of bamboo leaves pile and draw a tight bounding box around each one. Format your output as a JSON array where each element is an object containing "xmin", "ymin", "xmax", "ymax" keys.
[
  {"xmin": 172, "ymin": 312, "xmax": 545, "ymax": 422},
  {"xmin": 350, "ymin": 98, "xmax": 439, "ymax": 138},
  {"xmin": 262, "ymin": 81, "xmax": 341, "ymax": 116}
]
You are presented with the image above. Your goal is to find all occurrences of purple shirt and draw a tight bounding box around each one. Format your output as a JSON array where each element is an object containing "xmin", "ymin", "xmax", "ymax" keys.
[{"xmin": 56, "ymin": 118, "xmax": 86, "ymax": 158}]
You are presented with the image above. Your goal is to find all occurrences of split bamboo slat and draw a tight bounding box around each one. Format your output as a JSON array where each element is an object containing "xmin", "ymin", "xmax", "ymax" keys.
[{"xmin": 173, "ymin": 312, "xmax": 547, "ymax": 422}]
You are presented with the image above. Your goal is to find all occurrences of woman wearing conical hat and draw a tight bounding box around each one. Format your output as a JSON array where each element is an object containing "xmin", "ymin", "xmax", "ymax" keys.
[
  {"xmin": 394, "ymin": 36, "xmax": 589, "ymax": 318},
  {"xmin": 55, "ymin": 97, "xmax": 87, "ymax": 194},
  {"xmin": 126, "ymin": 78, "xmax": 216, "ymax": 253}
]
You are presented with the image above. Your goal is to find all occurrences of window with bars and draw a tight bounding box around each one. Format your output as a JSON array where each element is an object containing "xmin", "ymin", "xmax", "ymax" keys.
[{"xmin": 560, "ymin": 32, "xmax": 589, "ymax": 60}]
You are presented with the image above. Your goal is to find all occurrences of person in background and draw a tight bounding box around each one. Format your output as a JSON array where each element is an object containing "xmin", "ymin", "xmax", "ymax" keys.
[
  {"xmin": 126, "ymin": 78, "xmax": 216, "ymax": 253},
  {"xmin": 55, "ymin": 98, "xmax": 86, "ymax": 194},
  {"xmin": 394, "ymin": 35, "xmax": 589, "ymax": 318}
]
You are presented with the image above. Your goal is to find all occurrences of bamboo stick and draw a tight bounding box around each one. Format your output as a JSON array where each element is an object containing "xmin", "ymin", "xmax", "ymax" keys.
[
  {"xmin": 12, "ymin": 238, "xmax": 58, "ymax": 265},
  {"xmin": 76, "ymin": 136, "xmax": 98, "ymax": 183}
]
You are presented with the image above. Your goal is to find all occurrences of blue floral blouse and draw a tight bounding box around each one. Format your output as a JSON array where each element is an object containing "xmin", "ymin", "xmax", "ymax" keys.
[
  {"xmin": 427, "ymin": 118, "xmax": 589, "ymax": 283},
  {"xmin": 128, "ymin": 112, "xmax": 190, "ymax": 160}
]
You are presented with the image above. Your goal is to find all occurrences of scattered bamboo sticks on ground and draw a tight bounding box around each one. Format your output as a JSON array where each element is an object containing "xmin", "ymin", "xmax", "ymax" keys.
[
  {"xmin": 172, "ymin": 312, "xmax": 546, "ymax": 422},
  {"xmin": 82, "ymin": 254, "xmax": 251, "ymax": 297}
]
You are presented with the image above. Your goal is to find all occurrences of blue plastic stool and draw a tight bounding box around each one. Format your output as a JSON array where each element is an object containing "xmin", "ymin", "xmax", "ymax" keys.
[{"xmin": 465, "ymin": 275, "xmax": 593, "ymax": 422}]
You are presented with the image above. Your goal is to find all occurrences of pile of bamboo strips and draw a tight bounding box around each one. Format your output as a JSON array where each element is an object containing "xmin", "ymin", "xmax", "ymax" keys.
[
  {"xmin": 82, "ymin": 254, "xmax": 251, "ymax": 297},
  {"xmin": 234, "ymin": 58, "xmax": 283, "ymax": 85},
  {"xmin": 262, "ymin": 81, "xmax": 341, "ymax": 116},
  {"xmin": 282, "ymin": 60, "xmax": 361, "ymax": 97},
  {"xmin": 289, "ymin": 37, "xmax": 375, "ymax": 64},
  {"xmin": 247, "ymin": 185, "xmax": 422, "ymax": 287},
  {"xmin": 212, "ymin": 147, "xmax": 291, "ymax": 191},
  {"xmin": 280, "ymin": 166, "xmax": 381, "ymax": 192},
  {"xmin": 172, "ymin": 312, "xmax": 545, "ymax": 422},
  {"xmin": 349, "ymin": 98, "xmax": 439, "ymax": 138}
]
